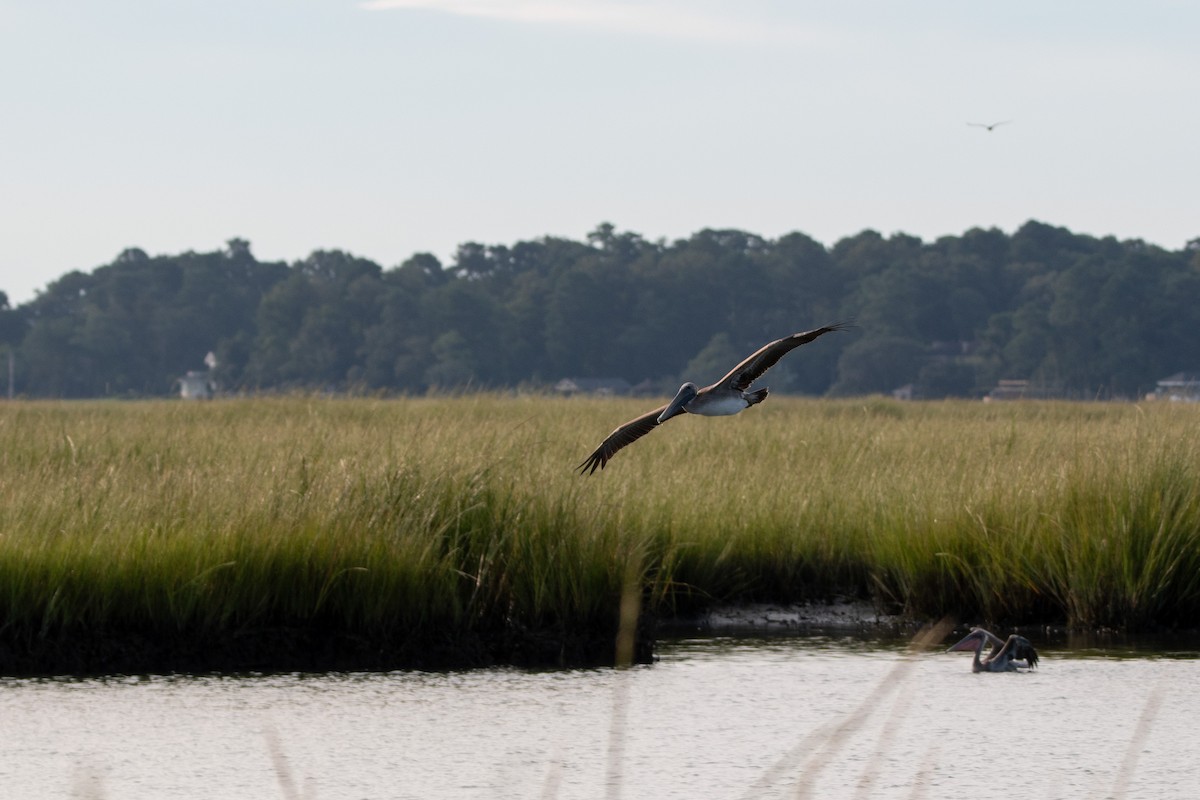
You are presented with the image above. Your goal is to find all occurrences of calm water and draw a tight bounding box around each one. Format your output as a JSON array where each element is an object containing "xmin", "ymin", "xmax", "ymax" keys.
[{"xmin": 2, "ymin": 632, "xmax": 1198, "ymax": 800}]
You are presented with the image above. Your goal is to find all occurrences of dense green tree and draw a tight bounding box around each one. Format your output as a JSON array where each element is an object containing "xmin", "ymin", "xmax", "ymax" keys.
[
  {"xmin": 9, "ymin": 223, "xmax": 1200, "ymax": 399},
  {"xmin": 916, "ymin": 359, "xmax": 977, "ymax": 398},
  {"xmin": 15, "ymin": 241, "xmax": 287, "ymax": 396},
  {"xmin": 544, "ymin": 257, "xmax": 634, "ymax": 377},
  {"xmin": 0, "ymin": 292, "xmax": 24, "ymax": 399},
  {"xmin": 424, "ymin": 330, "xmax": 477, "ymax": 388},
  {"xmin": 830, "ymin": 336, "xmax": 925, "ymax": 396},
  {"xmin": 244, "ymin": 250, "xmax": 382, "ymax": 388},
  {"xmin": 0, "ymin": 292, "xmax": 23, "ymax": 346},
  {"xmin": 684, "ymin": 332, "xmax": 741, "ymax": 384}
]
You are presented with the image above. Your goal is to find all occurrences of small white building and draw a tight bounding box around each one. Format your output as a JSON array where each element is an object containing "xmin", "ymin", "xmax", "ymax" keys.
[
  {"xmin": 178, "ymin": 370, "xmax": 214, "ymax": 400},
  {"xmin": 1152, "ymin": 372, "xmax": 1200, "ymax": 402}
]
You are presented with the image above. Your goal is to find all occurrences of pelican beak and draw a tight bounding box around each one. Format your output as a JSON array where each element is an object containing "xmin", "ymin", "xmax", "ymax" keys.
[
  {"xmin": 657, "ymin": 383, "xmax": 697, "ymax": 424},
  {"xmin": 947, "ymin": 632, "xmax": 979, "ymax": 652}
]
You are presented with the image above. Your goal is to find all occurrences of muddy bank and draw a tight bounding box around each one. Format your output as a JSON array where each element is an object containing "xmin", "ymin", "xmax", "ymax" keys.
[
  {"xmin": 661, "ymin": 599, "xmax": 913, "ymax": 636},
  {"xmin": 664, "ymin": 601, "xmax": 1200, "ymax": 648}
]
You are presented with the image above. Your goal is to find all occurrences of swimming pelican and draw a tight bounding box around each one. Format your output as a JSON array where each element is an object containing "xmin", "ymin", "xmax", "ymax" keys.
[
  {"xmin": 947, "ymin": 627, "xmax": 1039, "ymax": 672},
  {"xmin": 967, "ymin": 120, "xmax": 1011, "ymax": 131},
  {"xmin": 576, "ymin": 323, "xmax": 849, "ymax": 475}
]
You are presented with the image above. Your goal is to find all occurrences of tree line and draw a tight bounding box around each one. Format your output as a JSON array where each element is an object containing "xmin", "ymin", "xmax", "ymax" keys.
[{"xmin": 2, "ymin": 221, "xmax": 1198, "ymax": 399}]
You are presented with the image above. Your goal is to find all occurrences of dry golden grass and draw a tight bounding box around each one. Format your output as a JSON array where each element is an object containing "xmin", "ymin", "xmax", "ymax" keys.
[{"xmin": 1, "ymin": 394, "xmax": 1197, "ymax": 670}]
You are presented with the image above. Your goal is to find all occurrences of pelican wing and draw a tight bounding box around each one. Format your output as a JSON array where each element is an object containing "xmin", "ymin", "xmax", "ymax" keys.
[
  {"xmin": 1009, "ymin": 635, "xmax": 1039, "ymax": 669},
  {"xmin": 711, "ymin": 322, "xmax": 850, "ymax": 393},
  {"xmin": 577, "ymin": 403, "xmax": 670, "ymax": 475}
]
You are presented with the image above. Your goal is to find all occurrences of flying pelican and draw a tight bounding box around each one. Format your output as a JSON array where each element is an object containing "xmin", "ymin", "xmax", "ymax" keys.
[
  {"xmin": 947, "ymin": 627, "xmax": 1039, "ymax": 672},
  {"xmin": 967, "ymin": 120, "xmax": 1012, "ymax": 131},
  {"xmin": 576, "ymin": 323, "xmax": 849, "ymax": 475}
]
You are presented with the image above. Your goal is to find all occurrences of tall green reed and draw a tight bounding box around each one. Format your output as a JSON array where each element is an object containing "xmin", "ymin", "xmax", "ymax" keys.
[{"xmin": 1, "ymin": 394, "xmax": 1198, "ymax": 670}]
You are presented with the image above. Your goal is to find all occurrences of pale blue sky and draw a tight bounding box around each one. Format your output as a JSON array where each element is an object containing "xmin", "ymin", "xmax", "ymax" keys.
[{"xmin": 3, "ymin": 1, "xmax": 1197, "ymax": 304}]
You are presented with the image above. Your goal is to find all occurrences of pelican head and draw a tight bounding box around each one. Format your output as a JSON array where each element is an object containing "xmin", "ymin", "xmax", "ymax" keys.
[{"xmin": 658, "ymin": 382, "xmax": 699, "ymax": 423}]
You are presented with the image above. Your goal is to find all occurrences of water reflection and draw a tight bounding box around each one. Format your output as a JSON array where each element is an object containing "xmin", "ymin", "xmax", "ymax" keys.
[{"xmin": 0, "ymin": 632, "xmax": 1197, "ymax": 799}]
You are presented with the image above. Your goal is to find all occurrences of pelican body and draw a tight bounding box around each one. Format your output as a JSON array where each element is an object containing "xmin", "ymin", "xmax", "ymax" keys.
[
  {"xmin": 948, "ymin": 627, "xmax": 1039, "ymax": 673},
  {"xmin": 577, "ymin": 323, "xmax": 849, "ymax": 474}
]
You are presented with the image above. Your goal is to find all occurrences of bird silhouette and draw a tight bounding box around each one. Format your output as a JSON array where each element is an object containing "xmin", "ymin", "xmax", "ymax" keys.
[
  {"xmin": 576, "ymin": 323, "xmax": 850, "ymax": 474},
  {"xmin": 947, "ymin": 627, "xmax": 1039, "ymax": 672},
  {"xmin": 967, "ymin": 120, "xmax": 1011, "ymax": 131}
]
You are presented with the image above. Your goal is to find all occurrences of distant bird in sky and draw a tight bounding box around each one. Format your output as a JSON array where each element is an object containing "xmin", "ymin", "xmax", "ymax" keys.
[
  {"xmin": 967, "ymin": 120, "xmax": 1012, "ymax": 131},
  {"xmin": 947, "ymin": 627, "xmax": 1040, "ymax": 672},
  {"xmin": 576, "ymin": 323, "xmax": 850, "ymax": 474}
]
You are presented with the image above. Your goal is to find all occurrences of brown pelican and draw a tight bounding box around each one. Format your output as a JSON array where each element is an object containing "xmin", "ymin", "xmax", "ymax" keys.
[
  {"xmin": 576, "ymin": 323, "xmax": 849, "ymax": 474},
  {"xmin": 948, "ymin": 627, "xmax": 1039, "ymax": 672},
  {"xmin": 967, "ymin": 120, "xmax": 1011, "ymax": 131}
]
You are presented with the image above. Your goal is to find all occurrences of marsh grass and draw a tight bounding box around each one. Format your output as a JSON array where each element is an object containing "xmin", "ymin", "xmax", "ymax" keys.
[{"xmin": 1, "ymin": 395, "xmax": 1198, "ymax": 671}]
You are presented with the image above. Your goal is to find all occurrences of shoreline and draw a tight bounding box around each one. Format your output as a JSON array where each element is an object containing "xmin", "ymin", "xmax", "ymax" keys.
[
  {"xmin": 5, "ymin": 601, "xmax": 1198, "ymax": 678},
  {"xmin": 0, "ymin": 601, "xmax": 903, "ymax": 677}
]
